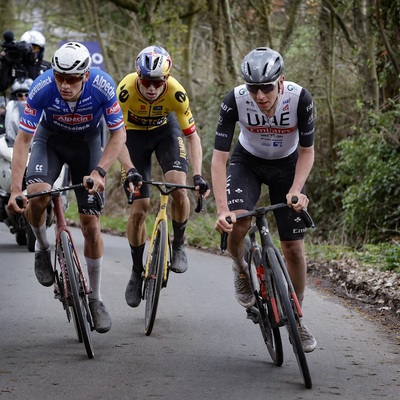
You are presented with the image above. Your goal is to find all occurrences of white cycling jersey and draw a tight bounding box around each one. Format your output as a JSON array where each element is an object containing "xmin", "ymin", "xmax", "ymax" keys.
[{"xmin": 215, "ymin": 81, "xmax": 314, "ymax": 159}]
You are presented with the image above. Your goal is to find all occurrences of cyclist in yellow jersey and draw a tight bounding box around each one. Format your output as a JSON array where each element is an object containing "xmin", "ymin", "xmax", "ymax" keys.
[{"xmin": 117, "ymin": 46, "xmax": 210, "ymax": 308}]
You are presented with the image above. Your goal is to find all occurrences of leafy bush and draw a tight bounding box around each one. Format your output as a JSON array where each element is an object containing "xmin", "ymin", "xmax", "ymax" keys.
[{"xmin": 333, "ymin": 132, "xmax": 400, "ymax": 243}]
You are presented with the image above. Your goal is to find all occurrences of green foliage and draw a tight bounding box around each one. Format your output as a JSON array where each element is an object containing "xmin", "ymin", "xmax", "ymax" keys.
[{"xmin": 333, "ymin": 129, "xmax": 400, "ymax": 244}]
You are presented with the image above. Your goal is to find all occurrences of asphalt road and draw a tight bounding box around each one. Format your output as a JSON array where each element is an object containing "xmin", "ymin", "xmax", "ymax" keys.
[{"xmin": 0, "ymin": 223, "xmax": 399, "ymax": 399}]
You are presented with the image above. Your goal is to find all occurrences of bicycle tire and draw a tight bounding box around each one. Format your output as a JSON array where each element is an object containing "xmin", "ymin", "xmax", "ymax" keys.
[
  {"xmin": 144, "ymin": 219, "xmax": 167, "ymax": 336},
  {"xmin": 267, "ymin": 247, "xmax": 312, "ymax": 388},
  {"xmin": 246, "ymin": 238, "xmax": 283, "ymax": 366},
  {"xmin": 61, "ymin": 231, "xmax": 94, "ymax": 359}
]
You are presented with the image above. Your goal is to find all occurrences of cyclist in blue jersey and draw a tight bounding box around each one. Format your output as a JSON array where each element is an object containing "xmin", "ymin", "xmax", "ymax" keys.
[
  {"xmin": 212, "ymin": 47, "xmax": 316, "ymax": 353},
  {"xmin": 7, "ymin": 42, "xmax": 126, "ymax": 334}
]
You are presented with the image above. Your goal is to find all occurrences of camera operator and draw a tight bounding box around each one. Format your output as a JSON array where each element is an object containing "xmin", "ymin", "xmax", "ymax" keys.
[{"xmin": 0, "ymin": 30, "xmax": 50, "ymax": 93}]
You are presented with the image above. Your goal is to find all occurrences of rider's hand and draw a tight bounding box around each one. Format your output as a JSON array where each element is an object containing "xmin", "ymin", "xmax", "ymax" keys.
[
  {"xmin": 214, "ymin": 211, "xmax": 237, "ymax": 233},
  {"xmin": 286, "ymin": 192, "xmax": 309, "ymax": 212},
  {"xmin": 84, "ymin": 173, "xmax": 104, "ymax": 193},
  {"xmin": 193, "ymin": 174, "xmax": 210, "ymax": 198},
  {"xmin": 7, "ymin": 192, "xmax": 26, "ymax": 214},
  {"xmin": 124, "ymin": 167, "xmax": 142, "ymax": 192}
]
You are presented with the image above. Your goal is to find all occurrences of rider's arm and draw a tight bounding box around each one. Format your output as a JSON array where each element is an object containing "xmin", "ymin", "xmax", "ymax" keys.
[
  {"xmin": 8, "ymin": 129, "xmax": 32, "ymax": 211},
  {"xmin": 86, "ymin": 126, "xmax": 126, "ymax": 193},
  {"xmin": 185, "ymin": 131, "xmax": 202, "ymax": 177}
]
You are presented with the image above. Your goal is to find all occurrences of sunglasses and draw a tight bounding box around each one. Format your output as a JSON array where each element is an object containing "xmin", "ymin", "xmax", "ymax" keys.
[
  {"xmin": 139, "ymin": 77, "xmax": 166, "ymax": 89},
  {"xmin": 246, "ymin": 77, "xmax": 280, "ymax": 94},
  {"xmin": 16, "ymin": 92, "xmax": 28, "ymax": 99},
  {"xmin": 54, "ymin": 71, "xmax": 84, "ymax": 85}
]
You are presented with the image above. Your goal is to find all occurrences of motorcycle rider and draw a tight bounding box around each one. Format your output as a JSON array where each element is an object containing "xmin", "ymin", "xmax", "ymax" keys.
[
  {"xmin": 0, "ymin": 30, "xmax": 50, "ymax": 93},
  {"xmin": 4, "ymin": 77, "xmax": 33, "ymax": 145}
]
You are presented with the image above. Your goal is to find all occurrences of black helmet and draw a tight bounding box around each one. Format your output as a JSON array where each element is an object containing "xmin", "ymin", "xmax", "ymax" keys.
[{"xmin": 240, "ymin": 47, "xmax": 284, "ymax": 84}]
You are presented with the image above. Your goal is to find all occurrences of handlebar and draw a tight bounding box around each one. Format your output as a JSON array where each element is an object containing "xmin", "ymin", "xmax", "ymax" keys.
[
  {"xmin": 127, "ymin": 180, "xmax": 204, "ymax": 213},
  {"xmin": 16, "ymin": 178, "xmax": 103, "ymax": 211},
  {"xmin": 220, "ymin": 197, "xmax": 315, "ymax": 253}
]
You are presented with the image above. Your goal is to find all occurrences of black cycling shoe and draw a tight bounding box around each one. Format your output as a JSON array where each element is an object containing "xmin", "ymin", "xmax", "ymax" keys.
[
  {"xmin": 170, "ymin": 245, "xmax": 188, "ymax": 273},
  {"xmin": 125, "ymin": 271, "xmax": 143, "ymax": 307},
  {"xmin": 34, "ymin": 249, "xmax": 54, "ymax": 287}
]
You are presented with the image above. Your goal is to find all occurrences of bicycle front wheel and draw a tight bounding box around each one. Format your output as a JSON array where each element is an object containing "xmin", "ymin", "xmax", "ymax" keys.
[
  {"xmin": 246, "ymin": 238, "xmax": 283, "ymax": 366},
  {"xmin": 61, "ymin": 231, "xmax": 94, "ymax": 359},
  {"xmin": 144, "ymin": 219, "xmax": 167, "ymax": 336},
  {"xmin": 267, "ymin": 247, "xmax": 312, "ymax": 389}
]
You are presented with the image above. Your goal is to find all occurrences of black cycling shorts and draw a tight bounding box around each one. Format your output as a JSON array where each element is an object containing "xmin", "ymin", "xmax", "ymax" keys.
[
  {"xmin": 227, "ymin": 142, "xmax": 306, "ymax": 241},
  {"xmin": 123, "ymin": 113, "xmax": 188, "ymax": 199},
  {"xmin": 26, "ymin": 124, "xmax": 104, "ymax": 215}
]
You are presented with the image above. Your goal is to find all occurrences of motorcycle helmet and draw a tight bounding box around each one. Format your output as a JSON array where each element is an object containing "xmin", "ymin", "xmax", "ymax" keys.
[
  {"xmin": 20, "ymin": 30, "xmax": 46, "ymax": 60},
  {"xmin": 10, "ymin": 77, "xmax": 33, "ymax": 99}
]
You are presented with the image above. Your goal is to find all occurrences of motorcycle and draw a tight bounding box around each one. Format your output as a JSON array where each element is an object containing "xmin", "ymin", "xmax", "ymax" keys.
[{"xmin": 0, "ymin": 98, "xmax": 69, "ymax": 252}]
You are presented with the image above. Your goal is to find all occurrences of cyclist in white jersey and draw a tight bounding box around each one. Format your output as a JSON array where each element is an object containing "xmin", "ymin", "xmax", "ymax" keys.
[{"xmin": 212, "ymin": 47, "xmax": 316, "ymax": 353}]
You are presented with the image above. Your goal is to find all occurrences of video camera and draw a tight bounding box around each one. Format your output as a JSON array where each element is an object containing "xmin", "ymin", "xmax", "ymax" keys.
[{"xmin": 1, "ymin": 30, "xmax": 35, "ymax": 66}]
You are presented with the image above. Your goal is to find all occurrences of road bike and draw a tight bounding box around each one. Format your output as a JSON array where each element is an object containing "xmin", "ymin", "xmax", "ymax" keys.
[
  {"xmin": 129, "ymin": 180, "xmax": 204, "ymax": 336},
  {"xmin": 220, "ymin": 199, "xmax": 315, "ymax": 388},
  {"xmin": 17, "ymin": 179, "xmax": 102, "ymax": 359}
]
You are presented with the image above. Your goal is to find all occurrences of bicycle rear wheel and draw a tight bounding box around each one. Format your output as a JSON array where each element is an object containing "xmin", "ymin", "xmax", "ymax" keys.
[
  {"xmin": 144, "ymin": 219, "xmax": 167, "ymax": 336},
  {"xmin": 267, "ymin": 247, "xmax": 312, "ymax": 388},
  {"xmin": 246, "ymin": 238, "xmax": 283, "ymax": 366},
  {"xmin": 61, "ymin": 231, "xmax": 94, "ymax": 359}
]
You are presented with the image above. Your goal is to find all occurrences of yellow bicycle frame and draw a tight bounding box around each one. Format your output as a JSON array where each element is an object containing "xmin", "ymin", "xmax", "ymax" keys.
[{"xmin": 144, "ymin": 192, "xmax": 170, "ymax": 283}]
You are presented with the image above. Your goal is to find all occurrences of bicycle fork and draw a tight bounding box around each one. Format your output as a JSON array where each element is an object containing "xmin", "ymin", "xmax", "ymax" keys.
[{"xmin": 144, "ymin": 194, "xmax": 170, "ymax": 284}]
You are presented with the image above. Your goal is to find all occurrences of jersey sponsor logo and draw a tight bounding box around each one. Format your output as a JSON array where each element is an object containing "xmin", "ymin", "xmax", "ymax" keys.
[
  {"xmin": 216, "ymin": 131, "xmax": 228, "ymax": 138},
  {"xmin": 283, "ymin": 104, "xmax": 289, "ymax": 112},
  {"xmin": 106, "ymin": 101, "xmax": 121, "ymax": 115},
  {"xmin": 54, "ymin": 113, "xmax": 93, "ymax": 124},
  {"xmin": 24, "ymin": 103, "xmax": 37, "ymax": 116},
  {"xmin": 247, "ymin": 126, "xmax": 295, "ymax": 134},
  {"xmin": 273, "ymin": 141, "xmax": 283, "ymax": 147},
  {"xmin": 301, "ymin": 129, "xmax": 314, "ymax": 136},
  {"xmin": 92, "ymin": 74, "xmax": 116, "ymax": 100},
  {"xmin": 30, "ymin": 76, "xmax": 52, "ymax": 97},
  {"xmin": 175, "ymin": 91, "xmax": 187, "ymax": 103},
  {"xmin": 246, "ymin": 111, "xmax": 291, "ymax": 127},
  {"xmin": 178, "ymin": 136, "xmax": 187, "ymax": 159},
  {"xmin": 293, "ymin": 228, "xmax": 306, "ymax": 234},
  {"xmin": 154, "ymin": 106, "xmax": 163, "ymax": 111},
  {"xmin": 306, "ymin": 101, "xmax": 313, "ymax": 112},
  {"xmin": 35, "ymin": 164, "xmax": 43, "ymax": 172},
  {"xmin": 227, "ymin": 198, "xmax": 244, "ymax": 205},
  {"xmin": 221, "ymin": 102, "xmax": 233, "ymax": 113}
]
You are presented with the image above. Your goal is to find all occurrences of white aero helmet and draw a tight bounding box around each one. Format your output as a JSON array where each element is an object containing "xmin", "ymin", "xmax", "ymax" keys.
[
  {"xmin": 20, "ymin": 30, "xmax": 46, "ymax": 48},
  {"xmin": 52, "ymin": 42, "xmax": 91, "ymax": 75}
]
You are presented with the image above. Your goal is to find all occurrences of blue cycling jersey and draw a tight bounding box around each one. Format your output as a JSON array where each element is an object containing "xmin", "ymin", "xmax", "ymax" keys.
[{"xmin": 19, "ymin": 68, "xmax": 124, "ymax": 136}]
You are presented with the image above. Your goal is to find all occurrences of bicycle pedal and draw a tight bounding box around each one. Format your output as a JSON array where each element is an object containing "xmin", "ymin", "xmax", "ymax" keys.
[{"xmin": 246, "ymin": 309, "xmax": 259, "ymax": 324}]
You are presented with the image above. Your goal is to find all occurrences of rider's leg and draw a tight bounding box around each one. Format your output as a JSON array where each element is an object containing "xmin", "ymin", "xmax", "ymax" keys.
[
  {"xmin": 165, "ymin": 170, "xmax": 190, "ymax": 247},
  {"xmin": 227, "ymin": 215, "xmax": 255, "ymax": 308},
  {"xmin": 280, "ymin": 239, "xmax": 306, "ymax": 304},
  {"xmin": 125, "ymin": 198, "xmax": 149, "ymax": 307},
  {"xmin": 25, "ymin": 182, "xmax": 52, "ymax": 251},
  {"xmin": 80, "ymin": 213, "xmax": 111, "ymax": 333},
  {"xmin": 127, "ymin": 197, "xmax": 148, "ymax": 272},
  {"xmin": 165, "ymin": 170, "xmax": 190, "ymax": 273}
]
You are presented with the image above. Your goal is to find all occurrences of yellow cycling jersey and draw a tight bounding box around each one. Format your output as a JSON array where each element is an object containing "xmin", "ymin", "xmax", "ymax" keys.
[{"xmin": 117, "ymin": 72, "xmax": 197, "ymax": 136}]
